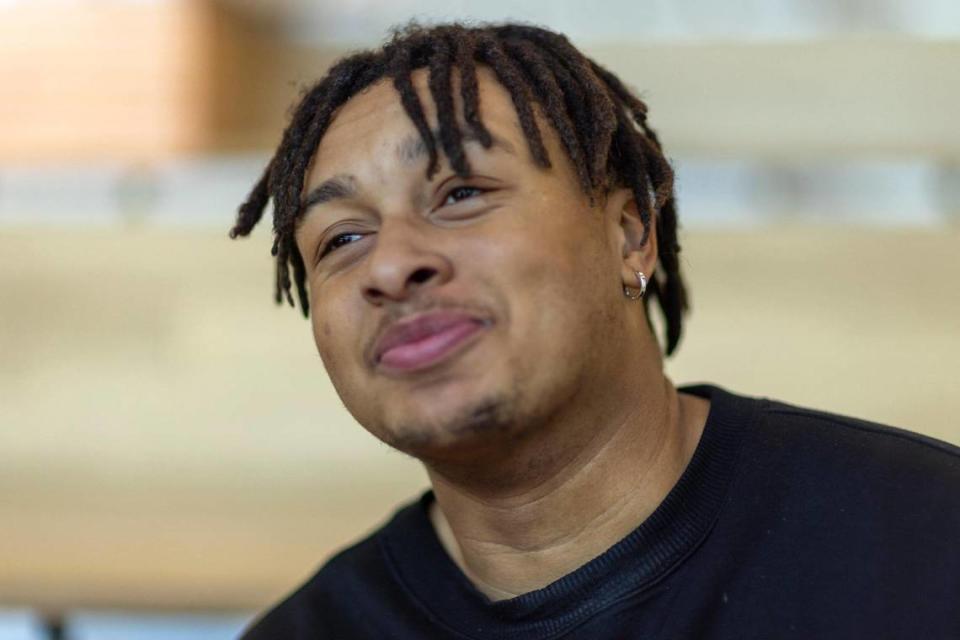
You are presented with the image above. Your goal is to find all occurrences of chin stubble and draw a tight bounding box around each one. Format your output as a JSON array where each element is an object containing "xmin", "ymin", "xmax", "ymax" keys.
[{"xmin": 388, "ymin": 391, "xmax": 519, "ymax": 455}]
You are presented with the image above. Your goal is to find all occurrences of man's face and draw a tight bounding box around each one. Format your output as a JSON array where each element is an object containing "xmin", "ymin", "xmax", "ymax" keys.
[{"xmin": 295, "ymin": 67, "xmax": 640, "ymax": 462}]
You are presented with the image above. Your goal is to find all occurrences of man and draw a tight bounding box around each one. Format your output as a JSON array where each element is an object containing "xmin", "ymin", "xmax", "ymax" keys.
[{"xmin": 231, "ymin": 22, "xmax": 960, "ymax": 639}]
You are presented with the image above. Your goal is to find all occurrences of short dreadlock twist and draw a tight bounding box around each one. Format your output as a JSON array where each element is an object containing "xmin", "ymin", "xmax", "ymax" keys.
[{"xmin": 230, "ymin": 21, "xmax": 690, "ymax": 355}]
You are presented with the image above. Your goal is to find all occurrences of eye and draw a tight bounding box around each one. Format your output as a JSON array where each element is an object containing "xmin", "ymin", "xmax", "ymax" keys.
[
  {"xmin": 441, "ymin": 185, "xmax": 485, "ymax": 206},
  {"xmin": 318, "ymin": 232, "xmax": 364, "ymax": 260}
]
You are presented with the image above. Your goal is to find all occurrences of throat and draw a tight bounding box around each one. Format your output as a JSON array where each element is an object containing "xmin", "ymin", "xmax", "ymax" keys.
[
  {"xmin": 424, "ymin": 383, "xmax": 708, "ymax": 600},
  {"xmin": 427, "ymin": 488, "xmax": 661, "ymax": 600}
]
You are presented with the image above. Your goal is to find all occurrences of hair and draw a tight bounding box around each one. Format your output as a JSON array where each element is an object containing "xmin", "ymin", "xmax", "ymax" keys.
[{"xmin": 229, "ymin": 22, "xmax": 689, "ymax": 355}]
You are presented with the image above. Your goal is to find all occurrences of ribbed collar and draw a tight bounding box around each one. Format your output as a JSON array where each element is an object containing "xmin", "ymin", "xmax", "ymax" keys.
[{"xmin": 379, "ymin": 384, "xmax": 757, "ymax": 640}]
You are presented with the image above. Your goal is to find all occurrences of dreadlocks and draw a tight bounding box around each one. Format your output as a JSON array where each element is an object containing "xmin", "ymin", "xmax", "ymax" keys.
[{"xmin": 230, "ymin": 22, "xmax": 689, "ymax": 355}]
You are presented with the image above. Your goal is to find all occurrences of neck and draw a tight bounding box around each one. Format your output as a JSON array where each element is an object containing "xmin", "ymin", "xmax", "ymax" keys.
[{"xmin": 425, "ymin": 375, "xmax": 709, "ymax": 600}]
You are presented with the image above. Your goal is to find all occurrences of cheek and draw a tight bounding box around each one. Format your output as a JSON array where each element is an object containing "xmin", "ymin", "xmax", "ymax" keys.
[
  {"xmin": 312, "ymin": 315, "xmax": 339, "ymax": 371},
  {"xmin": 503, "ymin": 217, "xmax": 614, "ymax": 351},
  {"xmin": 500, "ymin": 210, "xmax": 604, "ymax": 298},
  {"xmin": 309, "ymin": 286, "xmax": 355, "ymax": 379},
  {"xmin": 308, "ymin": 282, "xmax": 377, "ymax": 398},
  {"xmin": 488, "ymin": 228, "xmax": 583, "ymax": 338},
  {"xmin": 311, "ymin": 303, "xmax": 379, "ymax": 427}
]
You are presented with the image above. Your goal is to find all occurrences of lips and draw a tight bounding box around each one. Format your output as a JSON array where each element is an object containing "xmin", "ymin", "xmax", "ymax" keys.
[{"xmin": 373, "ymin": 310, "xmax": 490, "ymax": 373}]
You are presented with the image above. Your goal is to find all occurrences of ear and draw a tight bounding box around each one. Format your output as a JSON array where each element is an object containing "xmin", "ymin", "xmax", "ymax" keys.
[{"xmin": 605, "ymin": 188, "xmax": 658, "ymax": 294}]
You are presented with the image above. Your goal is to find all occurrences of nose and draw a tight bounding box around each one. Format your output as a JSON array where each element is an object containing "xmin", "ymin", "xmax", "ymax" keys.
[{"xmin": 361, "ymin": 221, "xmax": 453, "ymax": 305}]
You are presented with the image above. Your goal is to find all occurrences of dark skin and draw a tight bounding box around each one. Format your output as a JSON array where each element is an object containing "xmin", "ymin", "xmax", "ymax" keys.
[{"xmin": 294, "ymin": 66, "xmax": 710, "ymax": 600}]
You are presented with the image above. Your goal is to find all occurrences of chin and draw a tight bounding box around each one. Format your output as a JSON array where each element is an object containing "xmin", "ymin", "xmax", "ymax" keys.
[{"xmin": 381, "ymin": 391, "xmax": 519, "ymax": 459}]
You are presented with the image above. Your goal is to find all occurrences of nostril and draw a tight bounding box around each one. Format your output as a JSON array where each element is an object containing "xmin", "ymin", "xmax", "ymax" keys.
[
  {"xmin": 363, "ymin": 286, "xmax": 383, "ymax": 302},
  {"xmin": 409, "ymin": 267, "xmax": 436, "ymax": 285}
]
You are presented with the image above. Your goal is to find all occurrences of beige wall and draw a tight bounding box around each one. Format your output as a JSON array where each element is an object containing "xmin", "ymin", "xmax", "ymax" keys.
[
  {"xmin": 1, "ymin": 226, "xmax": 958, "ymax": 612},
  {"xmin": 2, "ymin": 1, "xmax": 958, "ymax": 162}
]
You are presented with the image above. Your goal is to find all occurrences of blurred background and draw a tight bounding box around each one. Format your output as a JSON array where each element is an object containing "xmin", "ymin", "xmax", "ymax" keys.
[{"xmin": 1, "ymin": 0, "xmax": 958, "ymax": 637}]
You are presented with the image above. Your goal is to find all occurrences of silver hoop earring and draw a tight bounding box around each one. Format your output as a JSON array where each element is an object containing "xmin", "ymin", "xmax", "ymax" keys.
[{"xmin": 623, "ymin": 271, "xmax": 647, "ymax": 300}]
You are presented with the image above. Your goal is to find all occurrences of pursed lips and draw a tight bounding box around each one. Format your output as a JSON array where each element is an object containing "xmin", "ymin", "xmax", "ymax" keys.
[{"xmin": 371, "ymin": 309, "xmax": 492, "ymax": 373}]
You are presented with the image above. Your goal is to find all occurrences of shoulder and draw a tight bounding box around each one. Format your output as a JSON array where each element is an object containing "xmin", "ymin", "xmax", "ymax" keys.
[
  {"xmin": 736, "ymin": 392, "xmax": 960, "ymax": 525},
  {"xmin": 238, "ymin": 533, "xmax": 381, "ymax": 639},
  {"xmin": 689, "ymin": 388, "xmax": 960, "ymax": 630},
  {"xmin": 238, "ymin": 494, "xmax": 427, "ymax": 640},
  {"xmin": 756, "ymin": 396, "xmax": 960, "ymax": 477},
  {"xmin": 692, "ymin": 383, "xmax": 960, "ymax": 485}
]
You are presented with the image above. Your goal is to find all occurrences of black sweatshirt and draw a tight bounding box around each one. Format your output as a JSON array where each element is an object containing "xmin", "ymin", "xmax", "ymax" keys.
[{"xmin": 241, "ymin": 385, "xmax": 960, "ymax": 639}]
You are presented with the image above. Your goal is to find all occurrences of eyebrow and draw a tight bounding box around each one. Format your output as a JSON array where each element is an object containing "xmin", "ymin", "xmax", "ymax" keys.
[
  {"xmin": 301, "ymin": 174, "xmax": 357, "ymax": 211},
  {"xmin": 300, "ymin": 128, "xmax": 516, "ymax": 213}
]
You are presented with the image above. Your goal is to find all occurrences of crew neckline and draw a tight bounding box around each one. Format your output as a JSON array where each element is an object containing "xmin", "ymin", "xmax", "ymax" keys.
[{"xmin": 379, "ymin": 384, "xmax": 758, "ymax": 640}]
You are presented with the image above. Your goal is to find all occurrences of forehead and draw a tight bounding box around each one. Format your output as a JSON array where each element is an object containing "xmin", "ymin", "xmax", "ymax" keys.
[{"xmin": 307, "ymin": 66, "xmax": 527, "ymax": 184}]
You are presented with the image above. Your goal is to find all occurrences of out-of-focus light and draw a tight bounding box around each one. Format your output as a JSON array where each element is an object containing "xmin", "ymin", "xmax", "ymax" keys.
[
  {"xmin": 67, "ymin": 611, "xmax": 253, "ymax": 640},
  {"xmin": 0, "ymin": 609, "xmax": 45, "ymax": 640}
]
